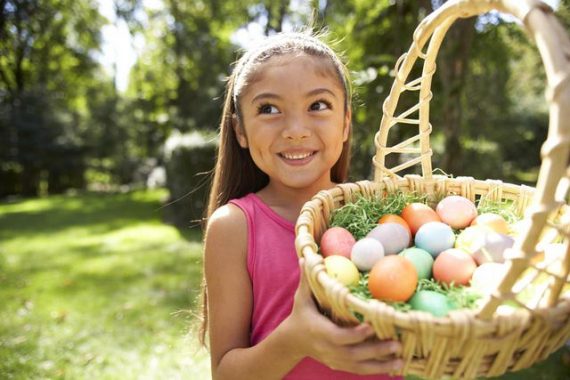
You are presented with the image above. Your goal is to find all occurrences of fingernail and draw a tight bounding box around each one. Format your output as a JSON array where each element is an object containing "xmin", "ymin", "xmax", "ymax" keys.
[
  {"xmin": 391, "ymin": 342, "xmax": 402, "ymax": 354},
  {"xmin": 393, "ymin": 359, "xmax": 404, "ymax": 370}
]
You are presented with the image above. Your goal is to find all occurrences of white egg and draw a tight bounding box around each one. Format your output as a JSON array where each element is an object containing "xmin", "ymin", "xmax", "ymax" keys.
[
  {"xmin": 350, "ymin": 238, "xmax": 385, "ymax": 271},
  {"xmin": 471, "ymin": 262, "xmax": 508, "ymax": 294}
]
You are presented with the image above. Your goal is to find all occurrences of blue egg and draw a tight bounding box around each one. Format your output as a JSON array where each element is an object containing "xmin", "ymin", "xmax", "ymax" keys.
[{"xmin": 414, "ymin": 222, "xmax": 455, "ymax": 258}]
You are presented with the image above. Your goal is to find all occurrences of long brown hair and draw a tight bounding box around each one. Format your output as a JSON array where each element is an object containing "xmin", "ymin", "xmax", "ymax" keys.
[{"xmin": 199, "ymin": 31, "xmax": 353, "ymax": 346}]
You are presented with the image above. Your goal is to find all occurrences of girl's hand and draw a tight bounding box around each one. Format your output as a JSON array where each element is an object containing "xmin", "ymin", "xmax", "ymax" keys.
[{"xmin": 283, "ymin": 259, "xmax": 404, "ymax": 376}]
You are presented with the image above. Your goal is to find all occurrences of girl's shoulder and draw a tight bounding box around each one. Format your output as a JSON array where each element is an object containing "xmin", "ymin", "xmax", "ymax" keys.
[
  {"xmin": 207, "ymin": 202, "xmax": 247, "ymax": 238},
  {"xmin": 204, "ymin": 202, "xmax": 248, "ymax": 266}
]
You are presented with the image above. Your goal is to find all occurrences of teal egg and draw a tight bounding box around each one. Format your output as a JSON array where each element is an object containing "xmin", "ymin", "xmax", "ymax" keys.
[
  {"xmin": 408, "ymin": 290, "xmax": 455, "ymax": 317},
  {"xmin": 399, "ymin": 248, "xmax": 434, "ymax": 280}
]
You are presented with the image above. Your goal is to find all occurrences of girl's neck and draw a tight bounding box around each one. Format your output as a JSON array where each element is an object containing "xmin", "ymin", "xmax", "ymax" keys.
[{"xmin": 256, "ymin": 180, "xmax": 336, "ymax": 223}]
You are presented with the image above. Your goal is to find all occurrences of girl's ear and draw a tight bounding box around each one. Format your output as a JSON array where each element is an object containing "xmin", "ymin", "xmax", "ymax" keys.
[
  {"xmin": 343, "ymin": 108, "xmax": 352, "ymax": 142},
  {"xmin": 232, "ymin": 114, "xmax": 248, "ymax": 148}
]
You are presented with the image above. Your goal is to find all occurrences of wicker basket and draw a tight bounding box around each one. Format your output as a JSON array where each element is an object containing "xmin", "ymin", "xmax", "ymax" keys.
[{"xmin": 294, "ymin": 1, "xmax": 570, "ymax": 379}]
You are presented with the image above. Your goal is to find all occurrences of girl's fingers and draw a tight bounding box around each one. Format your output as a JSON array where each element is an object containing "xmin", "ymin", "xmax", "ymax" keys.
[
  {"xmin": 349, "ymin": 358, "xmax": 404, "ymax": 376},
  {"xmin": 323, "ymin": 322, "xmax": 376, "ymax": 346},
  {"xmin": 296, "ymin": 258, "xmax": 311, "ymax": 298},
  {"xmin": 345, "ymin": 340, "xmax": 402, "ymax": 361}
]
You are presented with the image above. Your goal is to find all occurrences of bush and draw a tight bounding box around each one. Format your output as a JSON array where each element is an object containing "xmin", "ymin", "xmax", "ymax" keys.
[{"xmin": 163, "ymin": 130, "xmax": 218, "ymax": 229}]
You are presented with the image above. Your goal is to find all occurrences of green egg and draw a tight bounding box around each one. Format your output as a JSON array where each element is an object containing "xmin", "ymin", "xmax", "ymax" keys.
[
  {"xmin": 399, "ymin": 247, "xmax": 434, "ymax": 280},
  {"xmin": 408, "ymin": 290, "xmax": 455, "ymax": 317}
]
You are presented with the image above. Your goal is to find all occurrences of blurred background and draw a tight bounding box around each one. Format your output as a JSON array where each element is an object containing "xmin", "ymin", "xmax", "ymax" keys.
[{"xmin": 1, "ymin": 0, "xmax": 569, "ymax": 379}]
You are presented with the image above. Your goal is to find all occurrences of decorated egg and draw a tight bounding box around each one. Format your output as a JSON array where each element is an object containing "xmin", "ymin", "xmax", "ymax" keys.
[
  {"xmin": 378, "ymin": 214, "xmax": 412, "ymax": 244},
  {"xmin": 471, "ymin": 231, "xmax": 514, "ymax": 265},
  {"xmin": 471, "ymin": 213, "xmax": 510, "ymax": 235},
  {"xmin": 470, "ymin": 262, "xmax": 508, "ymax": 294},
  {"xmin": 408, "ymin": 290, "xmax": 456, "ymax": 317},
  {"xmin": 366, "ymin": 223, "xmax": 410, "ymax": 255},
  {"xmin": 368, "ymin": 255, "xmax": 418, "ymax": 302},
  {"xmin": 320, "ymin": 226, "xmax": 356, "ymax": 258},
  {"xmin": 400, "ymin": 203, "xmax": 441, "ymax": 236},
  {"xmin": 399, "ymin": 247, "xmax": 434, "ymax": 280},
  {"xmin": 455, "ymin": 226, "xmax": 489, "ymax": 253},
  {"xmin": 433, "ymin": 248, "xmax": 477, "ymax": 286},
  {"xmin": 324, "ymin": 255, "xmax": 360, "ymax": 286},
  {"xmin": 436, "ymin": 195, "xmax": 478, "ymax": 229},
  {"xmin": 350, "ymin": 238, "xmax": 385, "ymax": 272},
  {"xmin": 414, "ymin": 222, "xmax": 456, "ymax": 258}
]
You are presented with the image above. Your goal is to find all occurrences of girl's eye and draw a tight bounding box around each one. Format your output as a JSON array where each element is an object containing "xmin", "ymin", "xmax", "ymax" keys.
[
  {"xmin": 309, "ymin": 100, "xmax": 332, "ymax": 111},
  {"xmin": 258, "ymin": 104, "xmax": 279, "ymax": 114}
]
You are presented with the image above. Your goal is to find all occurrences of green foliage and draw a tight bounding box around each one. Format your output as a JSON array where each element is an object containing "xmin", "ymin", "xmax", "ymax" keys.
[
  {"xmin": 0, "ymin": 0, "xmax": 105, "ymax": 196},
  {"xmin": 2, "ymin": 0, "xmax": 570, "ymax": 205},
  {"xmin": 163, "ymin": 130, "xmax": 217, "ymax": 229}
]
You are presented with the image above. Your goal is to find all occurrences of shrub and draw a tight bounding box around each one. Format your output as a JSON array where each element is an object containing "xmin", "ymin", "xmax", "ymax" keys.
[{"xmin": 163, "ymin": 130, "xmax": 218, "ymax": 229}]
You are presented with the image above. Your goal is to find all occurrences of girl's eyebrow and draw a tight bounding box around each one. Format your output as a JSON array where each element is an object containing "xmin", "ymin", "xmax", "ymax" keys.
[
  {"xmin": 251, "ymin": 92, "xmax": 280, "ymax": 104},
  {"xmin": 306, "ymin": 88, "xmax": 338, "ymax": 99},
  {"xmin": 251, "ymin": 88, "xmax": 337, "ymax": 104}
]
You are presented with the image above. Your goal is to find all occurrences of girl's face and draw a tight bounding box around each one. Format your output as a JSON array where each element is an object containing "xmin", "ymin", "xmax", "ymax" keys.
[{"xmin": 234, "ymin": 53, "xmax": 350, "ymax": 195}]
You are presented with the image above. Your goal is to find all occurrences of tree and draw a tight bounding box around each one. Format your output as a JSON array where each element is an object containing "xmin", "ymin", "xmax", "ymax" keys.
[{"xmin": 0, "ymin": 0, "xmax": 105, "ymax": 195}]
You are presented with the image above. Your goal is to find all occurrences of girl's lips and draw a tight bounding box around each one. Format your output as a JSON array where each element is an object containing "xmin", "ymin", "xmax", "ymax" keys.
[{"xmin": 278, "ymin": 151, "xmax": 317, "ymax": 166}]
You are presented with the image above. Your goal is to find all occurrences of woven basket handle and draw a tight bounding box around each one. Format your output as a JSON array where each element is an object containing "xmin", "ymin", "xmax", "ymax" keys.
[
  {"xmin": 374, "ymin": 0, "xmax": 570, "ymax": 319},
  {"xmin": 373, "ymin": 0, "xmax": 570, "ymax": 181}
]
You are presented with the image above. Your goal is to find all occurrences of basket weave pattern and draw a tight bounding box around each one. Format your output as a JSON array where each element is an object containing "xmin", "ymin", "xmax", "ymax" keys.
[{"xmin": 295, "ymin": 1, "xmax": 570, "ymax": 378}]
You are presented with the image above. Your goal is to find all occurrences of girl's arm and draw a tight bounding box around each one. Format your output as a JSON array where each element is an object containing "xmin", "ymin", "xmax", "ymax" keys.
[{"xmin": 204, "ymin": 204, "xmax": 403, "ymax": 380}]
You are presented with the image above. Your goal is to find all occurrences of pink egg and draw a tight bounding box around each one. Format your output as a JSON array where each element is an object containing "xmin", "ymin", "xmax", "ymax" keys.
[
  {"xmin": 366, "ymin": 223, "xmax": 410, "ymax": 255},
  {"xmin": 436, "ymin": 195, "xmax": 478, "ymax": 229},
  {"xmin": 320, "ymin": 227, "xmax": 356, "ymax": 258}
]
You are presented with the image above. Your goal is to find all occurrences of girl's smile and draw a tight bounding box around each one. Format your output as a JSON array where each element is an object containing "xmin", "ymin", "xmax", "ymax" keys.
[{"xmin": 233, "ymin": 53, "xmax": 351, "ymax": 196}]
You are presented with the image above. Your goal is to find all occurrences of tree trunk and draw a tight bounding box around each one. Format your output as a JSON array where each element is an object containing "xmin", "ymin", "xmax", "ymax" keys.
[{"xmin": 438, "ymin": 17, "xmax": 476, "ymax": 175}]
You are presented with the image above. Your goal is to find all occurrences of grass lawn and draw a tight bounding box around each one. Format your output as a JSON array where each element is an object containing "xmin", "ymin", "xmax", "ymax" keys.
[
  {"xmin": 0, "ymin": 189, "xmax": 568, "ymax": 379},
  {"xmin": 0, "ymin": 189, "xmax": 210, "ymax": 379}
]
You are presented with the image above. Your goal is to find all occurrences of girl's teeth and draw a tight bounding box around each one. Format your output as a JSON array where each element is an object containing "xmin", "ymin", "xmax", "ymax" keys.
[{"xmin": 282, "ymin": 152, "xmax": 312, "ymax": 160}]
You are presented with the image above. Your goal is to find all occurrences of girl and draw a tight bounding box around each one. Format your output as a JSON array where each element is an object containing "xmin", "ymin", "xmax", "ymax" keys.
[{"xmin": 201, "ymin": 31, "xmax": 403, "ymax": 380}]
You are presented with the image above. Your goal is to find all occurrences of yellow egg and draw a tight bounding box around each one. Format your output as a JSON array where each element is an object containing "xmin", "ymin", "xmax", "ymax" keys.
[
  {"xmin": 455, "ymin": 226, "xmax": 488, "ymax": 253},
  {"xmin": 324, "ymin": 255, "xmax": 360, "ymax": 287}
]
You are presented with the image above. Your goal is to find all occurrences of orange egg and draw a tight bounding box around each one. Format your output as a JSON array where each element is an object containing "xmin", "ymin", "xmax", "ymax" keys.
[
  {"xmin": 471, "ymin": 213, "xmax": 510, "ymax": 235},
  {"xmin": 433, "ymin": 248, "xmax": 477, "ymax": 286},
  {"xmin": 400, "ymin": 203, "xmax": 441, "ymax": 236},
  {"xmin": 368, "ymin": 255, "xmax": 418, "ymax": 302}
]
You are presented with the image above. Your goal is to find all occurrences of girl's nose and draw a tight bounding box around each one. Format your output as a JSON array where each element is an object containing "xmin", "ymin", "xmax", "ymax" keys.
[{"xmin": 282, "ymin": 113, "xmax": 311, "ymax": 140}]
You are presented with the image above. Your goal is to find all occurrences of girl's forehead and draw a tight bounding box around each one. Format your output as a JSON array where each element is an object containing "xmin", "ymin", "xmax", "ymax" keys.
[
  {"xmin": 246, "ymin": 53, "xmax": 342, "ymax": 89},
  {"xmin": 241, "ymin": 52, "xmax": 344, "ymax": 97}
]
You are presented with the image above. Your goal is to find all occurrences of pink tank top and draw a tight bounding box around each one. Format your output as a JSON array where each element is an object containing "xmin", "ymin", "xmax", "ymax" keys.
[{"xmin": 230, "ymin": 193, "xmax": 402, "ymax": 380}]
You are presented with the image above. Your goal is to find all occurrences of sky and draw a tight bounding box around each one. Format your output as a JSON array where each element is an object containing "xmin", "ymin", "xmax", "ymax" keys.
[
  {"xmin": 97, "ymin": 0, "xmax": 161, "ymax": 92},
  {"xmin": 97, "ymin": 0, "xmax": 561, "ymax": 93}
]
